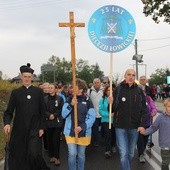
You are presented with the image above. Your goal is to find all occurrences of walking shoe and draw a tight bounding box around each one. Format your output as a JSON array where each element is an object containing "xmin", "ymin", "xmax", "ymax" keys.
[
  {"xmin": 147, "ymin": 142, "xmax": 154, "ymax": 148},
  {"xmin": 42, "ymin": 167, "xmax": 50, "ymax": 170},
  {"xmin": 139, "ymin": 154, "xmax": 145, "ymax": 163},
  {"xmin": 112, "ymin": 147, "xmax": 116, "ymax": 153},
  {"xmin": 50, "ymin": 157, "xmax": 57, "ymax": 163},
  {"xmin": 93, "ymin": 143, "xmax": 99, "ymax": 147},
  {"xmin": 54, "ymin": 159, "xmax": 61, "ymax": 166},
  {"xmin": 42, "ymin": 166, "xmax": 51, "ymax": 170},
  {"xmin": 105, "ymin": 151, "xmax": 112, "ymax": 158}
]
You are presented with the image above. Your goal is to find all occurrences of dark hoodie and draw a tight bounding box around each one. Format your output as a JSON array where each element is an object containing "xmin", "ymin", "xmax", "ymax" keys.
[{"xmin": 113, "ymin": 82, "xmax": 147, "ymax": 129}]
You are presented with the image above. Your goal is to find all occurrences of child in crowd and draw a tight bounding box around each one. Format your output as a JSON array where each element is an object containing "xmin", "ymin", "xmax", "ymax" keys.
[{"xmin": 141, "ymin": 98, "xmax": 170, "ymax": 170}]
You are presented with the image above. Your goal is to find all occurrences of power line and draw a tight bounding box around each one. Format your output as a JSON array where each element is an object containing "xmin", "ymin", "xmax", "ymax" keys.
[
  {"xmin": 0, "ymin": 0, "xmax": 77, "ymax": 11},
  {"xmin": 0, "ymin": 0, "xmax": 66, "ymax": 5},
  {"xmin": 0, "ymin": 0, "xmax": 57, "ymax": 6},
  {"xmin": 139, "ymin": 45, "xmax": 170, "ymax": 52},
  {"xmin": 138, "ymin": 37, "xmax": 170, "ymax": 41}
]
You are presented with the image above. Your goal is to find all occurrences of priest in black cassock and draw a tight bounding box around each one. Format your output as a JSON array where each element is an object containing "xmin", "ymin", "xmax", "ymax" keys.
[{"xmin": 3, "ymin": 63, "xmax": 50, "ymax": 170}]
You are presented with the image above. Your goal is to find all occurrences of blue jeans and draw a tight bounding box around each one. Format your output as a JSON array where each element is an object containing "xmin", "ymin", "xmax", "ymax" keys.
[
  {"xmin": 115, "ymin": 128, "xmax": 139, "ymax": 170},
  {"xmin": 67, "ymin": 143, "xmax": 86, "ymax": 170}
]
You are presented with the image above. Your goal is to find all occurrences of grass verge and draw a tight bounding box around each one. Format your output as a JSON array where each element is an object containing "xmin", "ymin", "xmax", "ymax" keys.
[{"xmin": 0, "ymin": 112, "xmax": 5, "ymax": 160}]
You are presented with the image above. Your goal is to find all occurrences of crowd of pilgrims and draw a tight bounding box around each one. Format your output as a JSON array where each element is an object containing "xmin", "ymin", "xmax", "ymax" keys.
[
  {"xmin": 149, "ymin": 83, "xmax": 170, "ymax": 101},
  {"xmin": 37, "ymin": 76, "xmax": 157, "ymax": 167},
  {"xmin": 5, "ymin": 64, "xmax": 170, "ymax": 170}
]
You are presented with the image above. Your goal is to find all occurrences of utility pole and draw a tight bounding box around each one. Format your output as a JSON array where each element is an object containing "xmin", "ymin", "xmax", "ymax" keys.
[
  {"xmin": 133, "ymin": 39, "xmax": 143, "ymax": 80},
  {"xmin": 135, "ymin": 39, "xmax": 139, "ymax": 80}
]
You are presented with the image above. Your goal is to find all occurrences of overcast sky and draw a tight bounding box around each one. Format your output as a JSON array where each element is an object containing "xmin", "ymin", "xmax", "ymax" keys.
[{"xmin": 0, "ymin": 0, "xmax": 169, "ymax": 80}]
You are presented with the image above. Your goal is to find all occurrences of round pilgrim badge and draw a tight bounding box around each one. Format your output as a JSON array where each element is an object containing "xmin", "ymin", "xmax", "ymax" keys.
[
  {"xmin": 55, "ymin": 100, "xmax": 58, "ymax": 107},
  {"xmin": 122, "ymin": 97, "xmax": 126, "ymax": 102},
  {"xmin": 27, "ymin": 95, "xmax": 31, "ymax": 99},
  {"xmin": 88, "ymin": 5, "xmax": 136, "ymax": 53}
]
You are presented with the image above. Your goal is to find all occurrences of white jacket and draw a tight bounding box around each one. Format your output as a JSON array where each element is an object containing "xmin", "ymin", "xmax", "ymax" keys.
[{"xmin": 87, "ymin": 86, "xmax": 104, "ymax": 118}]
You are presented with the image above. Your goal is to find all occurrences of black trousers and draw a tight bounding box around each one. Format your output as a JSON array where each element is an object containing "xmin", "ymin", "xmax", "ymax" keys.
[
  {"xmin": 47, "ymin": 127, "xmax": 61, "ymax": 159},
  {"xmin": 137, "ymin": 133, "xmax": 149, "ymax": 156},
  {"xmin": 43, "ymin": 130, "xmax": 49, "ymax": 150},
  {"xmin": 101, "ymin": 122, "xmax": 116, "ymax": 152}
]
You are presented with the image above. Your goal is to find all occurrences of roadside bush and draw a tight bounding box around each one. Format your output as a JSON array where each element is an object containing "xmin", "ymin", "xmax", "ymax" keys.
[
  {"xmin": 0, "ymin": 80, "xmax": 21, "ymax": 160},
  {"xmin": 0, "ymin": 112, "xmax": 5, "ymax": 160},
  {"xmin": 0, "ymin": 80, "xmax": 20, "ymax": 111}
]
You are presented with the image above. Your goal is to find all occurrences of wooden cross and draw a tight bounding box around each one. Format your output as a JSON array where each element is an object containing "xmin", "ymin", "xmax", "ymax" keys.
[{"xmin": 59, "ymin": 12, "xmax": 85, "ymax": 141}]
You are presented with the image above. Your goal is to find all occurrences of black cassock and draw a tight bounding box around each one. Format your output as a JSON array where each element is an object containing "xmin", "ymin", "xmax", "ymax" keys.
[{"xmin": 3, "ymin": 85, "xmax": 48, "ymax": 170}]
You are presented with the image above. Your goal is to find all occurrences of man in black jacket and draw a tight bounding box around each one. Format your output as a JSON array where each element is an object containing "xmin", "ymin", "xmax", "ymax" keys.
[
  {"xmin": 112, "ymin": 69, "xmax": 147, "ymax": 170},
  {"xmin": 3, "ymin": 63, "xmax": 50, "ymax": 170}
]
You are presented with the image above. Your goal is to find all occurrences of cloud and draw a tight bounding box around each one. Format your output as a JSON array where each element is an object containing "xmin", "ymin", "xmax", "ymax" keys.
[{"xmin": 0, "ymin": 0, "xmax": 169, "ymax": 80}]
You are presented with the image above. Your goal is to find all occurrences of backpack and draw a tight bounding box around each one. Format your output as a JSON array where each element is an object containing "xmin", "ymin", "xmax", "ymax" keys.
[
  {"xmin": 88, "ymin": 88, "xmax": 103, "ymax": 97},
  {"xmin": 88, "ymin": 88, "xmax": 93, "ymax": 97}
]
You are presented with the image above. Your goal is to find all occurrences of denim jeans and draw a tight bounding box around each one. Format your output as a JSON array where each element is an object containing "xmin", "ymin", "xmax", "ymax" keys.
[
  {"xmin": 115, "ymin": 128, "xmax": 139, "ymax": 170},
  {"xmin": 67, "ymin": 143, "xmax": 86, "ymax": 170}
]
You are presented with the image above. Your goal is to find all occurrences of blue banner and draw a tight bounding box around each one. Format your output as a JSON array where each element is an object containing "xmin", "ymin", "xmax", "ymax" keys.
[{"xmin": 88, "ymin": 5, "xmax": 136, "ymax": 53}]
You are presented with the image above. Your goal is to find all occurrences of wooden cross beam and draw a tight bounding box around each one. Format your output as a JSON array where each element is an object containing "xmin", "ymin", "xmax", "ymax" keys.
[{"xmin": 59, "ymin": 11, "xmax": 85, "ymax": 141}]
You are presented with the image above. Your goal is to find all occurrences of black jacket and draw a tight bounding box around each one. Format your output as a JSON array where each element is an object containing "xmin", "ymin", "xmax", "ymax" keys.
[
  {"xmin": 145, "ymin": 85, "xmax": 153, "ymax": 99},
  {"xmin": 113, "ymin": 82, "xmax": 147, "ymax": 129},
  {"xmin": 44, "ymin": 94, "xmax": 64, "ymax": 128}
]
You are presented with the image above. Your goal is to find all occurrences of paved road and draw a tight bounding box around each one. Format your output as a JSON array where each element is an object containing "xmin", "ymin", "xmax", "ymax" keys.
[
  {"xmin": 44, "ymin": 138, "xmax": 157, "ymax": 170},
  {"xmin": 0, "ymin": 137, "xmax": 159, "ymax": 170},
  {"xmin": 0, "ymin": 101, "xmax": 164, "ymax": 170}
]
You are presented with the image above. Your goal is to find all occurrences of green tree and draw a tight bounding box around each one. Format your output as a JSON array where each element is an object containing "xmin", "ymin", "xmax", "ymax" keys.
[
  {"xmin": 76, "ymin": 59, "xmax": 93, "ymax": 84},
  {"xmin": 149, "ymin": 68, "xmax": 168, "ymax": 85},
  {"xmin": 165, "ymin": 68, "xmax": 170, "ymax": 76},
  {"xmin": 0, "ymin": 71, "xmax": 2, "ymax": 80},
  {"xmin": 40, "ymin": 56, "xmax": 72, "ymax": 83},
  {"xmin": 57, "ymin": 57, "xmax": 72, "ymax": 83},
  {"xmin": 91, "ymin": 63, "xmax": 104, "ymax": 80},
  {"xmin": 40, "ymin": 56, "xmax": 105, "ymax": 84},
  {"xmin": 40, "ymin": 66, "xmax": 54, "ymax": 83},
  {"xmin": 141, "ymin": 0, "xmax": 170, "ymax": 24}
]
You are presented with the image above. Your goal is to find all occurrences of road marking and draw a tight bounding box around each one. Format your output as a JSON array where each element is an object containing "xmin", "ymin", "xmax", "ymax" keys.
[
  {"xmin": 151, "ymin": 149, "xmax": 161, "ymax": 161},
  {"xmin": 150, "ymin": 149, "xmax": 170, "ymax": 169},
  {"xmin": 145, "ymin": 151, "xmax": 161, "ymax": 170},
  {"xmin": 0, "ymin": 159, "xmax": 4, "ymax": 169}
]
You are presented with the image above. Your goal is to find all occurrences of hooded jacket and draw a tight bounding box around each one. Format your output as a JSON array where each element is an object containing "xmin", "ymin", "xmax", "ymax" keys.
[
  {"xmin": 113, "ymin": 82, "xmax": 147, "ymax": 129},
  {"xmin": 62, "ymin": 95, "xmax": 96, "ymax": 138}
]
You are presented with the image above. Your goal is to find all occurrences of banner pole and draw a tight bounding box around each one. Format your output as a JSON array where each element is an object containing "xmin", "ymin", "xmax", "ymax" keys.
[{"xmin": 109, "ymin": 52, "xmax": 113, "ymax": 129}]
